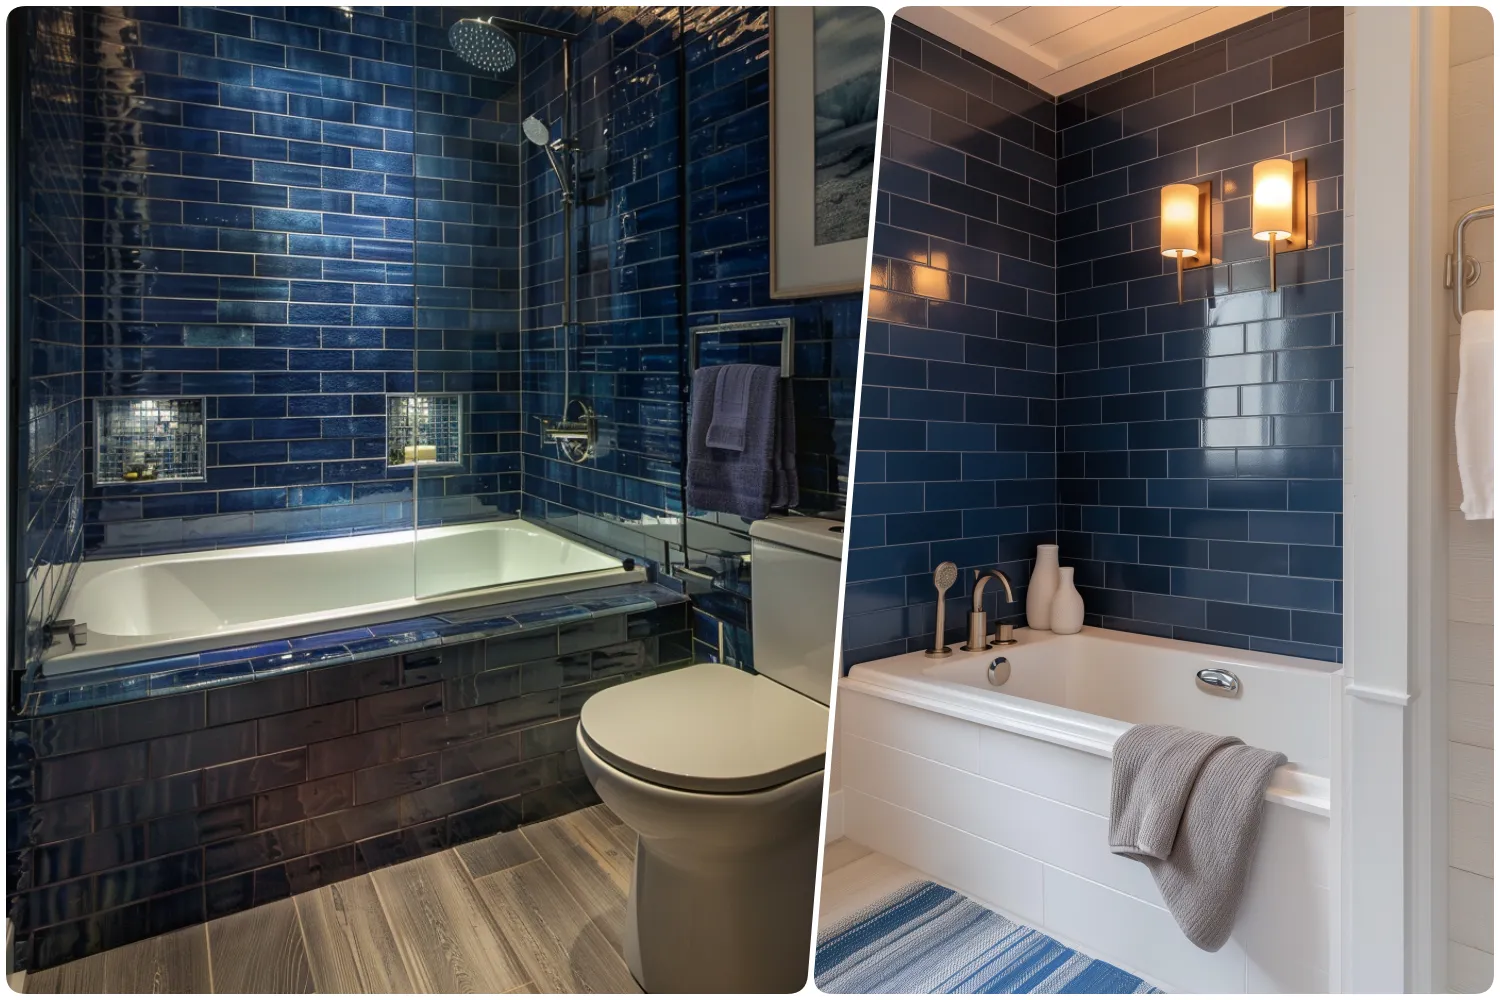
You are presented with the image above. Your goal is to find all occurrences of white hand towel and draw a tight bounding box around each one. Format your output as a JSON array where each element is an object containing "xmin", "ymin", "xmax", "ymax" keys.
[{"xmin": 1457, "ymin": 309, "xmax": 1494, "ymax": 520}]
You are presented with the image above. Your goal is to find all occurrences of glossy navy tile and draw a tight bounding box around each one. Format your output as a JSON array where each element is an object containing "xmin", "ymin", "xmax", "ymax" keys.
[
  {"xmin": 10, "ymin": 580, "xmax": 691, "ymax": 972},
  {"xmin": 848, "ymin": 14, "xmax": 1341, "ymax": 668}
]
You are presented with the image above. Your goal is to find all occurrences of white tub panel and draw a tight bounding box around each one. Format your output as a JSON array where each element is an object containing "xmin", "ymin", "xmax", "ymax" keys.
[
  {"xmin": 974, "ymin": 724, "xmax": 1113, "ymax": 815},
  {"xmin": 838, "ymin": 690, "xmax": 984, "ymax": 771},
  {"xmin": 1041, "ymin": 865, "xmax": 1248, "ymax": 994},
  {"xmin": 844, "ymin": 735, "xmax": 1161, "ymax": 903},
  {"xmin": 835, "ymin": 627, "xmax": 1337, "ymax": 994},
  {"xmin": 842, "ymin": 788, "xmax": 1047, "ymax": 928}
]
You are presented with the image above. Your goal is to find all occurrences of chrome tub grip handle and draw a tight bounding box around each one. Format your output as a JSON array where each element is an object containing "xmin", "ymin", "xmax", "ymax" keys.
[
  {"xmin": 1196, "ymin": 667, "xmax": 1240, "ymax": 697},
  {"xmin": 987, "ymin": 656, "xmax": 1010, "ymax": 686}
]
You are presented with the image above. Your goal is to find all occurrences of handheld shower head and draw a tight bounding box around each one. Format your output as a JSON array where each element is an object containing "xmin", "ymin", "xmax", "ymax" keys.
[
  {"xmin": 522, "ymin": 115, "xmax": 551, "ymax": 147},
  {"xmin": 447, "ymin": 17, "xmax": 517, "ymax": 74},
  {"xmin": 522, "ymin": 115, "xmax": 574, "ymax": 205},
  {"xmin": 927, "ymin": 562, "xmax": 959, "ymax": 658}
]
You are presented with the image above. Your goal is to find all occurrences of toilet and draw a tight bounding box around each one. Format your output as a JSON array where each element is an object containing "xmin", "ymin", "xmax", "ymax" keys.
[{"xmin": 577, "ymin": 515, "xmax": 842, "ymax": 993}]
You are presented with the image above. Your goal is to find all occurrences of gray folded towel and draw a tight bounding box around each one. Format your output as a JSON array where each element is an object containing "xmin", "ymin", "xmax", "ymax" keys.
[
  {"xmin": 687, "ymin": 364, "xmax": 798, "ymax": 520},
  {"xmin": 1109, "ymin": 724, "xmax": 1287, "ymax": 952}
]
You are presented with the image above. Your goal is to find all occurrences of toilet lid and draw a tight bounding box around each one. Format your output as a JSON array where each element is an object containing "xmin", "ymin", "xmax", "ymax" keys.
[{"xmin": 578, "ymin": 663, "xmax": 829, "ymax": 793}]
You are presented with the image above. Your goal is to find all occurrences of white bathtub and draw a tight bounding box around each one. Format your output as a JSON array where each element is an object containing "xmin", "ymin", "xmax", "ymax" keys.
[
  {"xmin": 45, "ymin": 520, "xmax": 644, "ymax": 675},
  {"xmin": 835, "ymin": 626, "xmax": 1340, "ymax": 994}
]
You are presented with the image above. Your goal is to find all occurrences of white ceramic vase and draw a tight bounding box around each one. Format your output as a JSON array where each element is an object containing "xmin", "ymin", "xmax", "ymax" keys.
[
  {"xmin": 1026, "ymin": 543, "xmax": 1060, "ymax": 630},
  {"xmin": 1050, "ymin": 566, "xmax": 1084, "ymax": 635}
]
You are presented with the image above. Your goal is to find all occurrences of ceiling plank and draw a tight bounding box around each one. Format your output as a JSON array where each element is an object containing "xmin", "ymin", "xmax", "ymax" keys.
[
  {"xmin": 1044, "ymin": 6, "xmax": 1214, "ymax": 69},
  {"xmin": 899, "ymin": 5, "xmax": 1281, "ymax": 97}
]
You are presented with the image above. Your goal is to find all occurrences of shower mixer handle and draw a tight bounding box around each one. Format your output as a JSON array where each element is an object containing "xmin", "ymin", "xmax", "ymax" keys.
[{"xmin": 538, "ymin": 399, "xmax": 598, "ymax": 463}]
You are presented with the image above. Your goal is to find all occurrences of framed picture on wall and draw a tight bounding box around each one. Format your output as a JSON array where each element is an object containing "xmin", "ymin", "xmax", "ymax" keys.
[{"xmin": 769, "ymin": 6, "xmax": 883, "ymax": 298}]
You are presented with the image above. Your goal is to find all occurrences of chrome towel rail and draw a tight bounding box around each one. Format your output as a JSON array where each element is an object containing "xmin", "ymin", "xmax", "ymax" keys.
[
  {"xmin": 688, "ymin": 318, "xmax": 794, "ymax": 377},
  {"xmin": 1447, "ymin": 204, "xmax": 1494, "ymax": 322}
]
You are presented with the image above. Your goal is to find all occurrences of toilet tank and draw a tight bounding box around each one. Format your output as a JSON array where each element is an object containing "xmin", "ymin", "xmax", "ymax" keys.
[{"xmin": 748, "ymin": 516, "xmax": 844, "ymax": 705}]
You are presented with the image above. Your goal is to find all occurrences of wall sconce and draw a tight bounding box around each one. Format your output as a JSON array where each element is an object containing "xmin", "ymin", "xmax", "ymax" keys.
[
  {"xmin": 1159, "ymin": 181, "xmax": 1212, "ymax": 304},
  {"xmin": 1251, "ymin": 158, "xmax": 1307, "ymax": 292}
]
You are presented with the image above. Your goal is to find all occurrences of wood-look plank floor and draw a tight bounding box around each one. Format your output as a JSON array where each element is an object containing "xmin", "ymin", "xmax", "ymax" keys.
[
  {"xmin": 22, "ymin": 925, "xmax": 211, "ymax": 994},
  {"xmin": 24, "ymin": 805, "xmax": 642, "ymax": 994}
]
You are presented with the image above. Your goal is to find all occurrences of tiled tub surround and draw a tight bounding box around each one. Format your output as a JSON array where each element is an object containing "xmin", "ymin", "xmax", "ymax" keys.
[
  {"xmin": 1052, "ymin": 7, "xmax": 1343, "ymax": 660},
  {"xmin": 850, "ymin": 27, "xmax": 1062, "ymax": 666},
  {"xmin": 8, "ymin": 583, "xmax": 691, "ymax": 972},
  {"xmin": 16, "ymin": 8, "xmax": 87, "ymax": 677},
  {"xmin": 74, "ymin": 5, "xmax": 527, "ymax": 558},
  {"xmin": 43, "ymin": 520, "xmax": 641, "ymax": 675},
  {"xmin": 837, "ymin": 626, "xmax": 1338, "ymax": 992},
  {"xmin": 849, "ymin": 10, "xmax": 1344, "ymax": 667}
]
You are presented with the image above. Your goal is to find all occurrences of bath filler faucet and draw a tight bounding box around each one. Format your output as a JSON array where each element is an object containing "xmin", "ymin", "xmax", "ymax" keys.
[{"xmin": 964, "ymin": 569, "xmax": 1015, "ymax": 651}]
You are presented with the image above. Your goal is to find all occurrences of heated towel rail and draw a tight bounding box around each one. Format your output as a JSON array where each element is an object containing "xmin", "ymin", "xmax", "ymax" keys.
[{"xmin": 1447, "ymin": 204, "xmax": 1494, "ymax": 321}]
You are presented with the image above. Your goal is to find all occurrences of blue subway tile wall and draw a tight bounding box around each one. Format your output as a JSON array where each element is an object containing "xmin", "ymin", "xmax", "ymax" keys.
[
  {"xmin": 411, "ymin": 6, "xmax": 523, "ymax": 528},
  {"xmin": 1054, "ymin": 6, "xmax": 1343, "ymax": 661},
  {"xmin": 520, "ymin": 7, "xmax": 865, "ymax": 575},
  {"xmin": 74, "ymin": 6, "xmax": 522, "ymax": 558},
  {"xmin": 847, "ymin": 19, "xmax": 1059, "ymax": 666},
  {"xmin": 845, "ymin": 11, "xmax": 1343, "ymax": 668},
  {"xmin": 16, "ymin": 10, "xmax": 87, "ymax": 679},
  {"xmin": 519, "ymin": 7, "xmax": 686, "ymax": 565},
  {"xmin": 682, "ymin": 7, "xmax": 864, "ymax": 516}
]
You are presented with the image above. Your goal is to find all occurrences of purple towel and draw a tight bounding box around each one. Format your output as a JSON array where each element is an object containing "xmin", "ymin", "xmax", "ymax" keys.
[
  {"xmin": 706, "ymin": 364, "xmax": 756, "ymax": 452},
  {"xmin": 687, "ymin": 364, "xmax": 798, "ymax": 520}
]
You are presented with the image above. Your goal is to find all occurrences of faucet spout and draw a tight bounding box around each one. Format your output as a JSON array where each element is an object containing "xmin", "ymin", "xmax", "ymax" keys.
[
  {"xmin": 963, "ymin": 569, "xmax": 1015, "ymax": 651},
  {"xmin": 971, "ymin": 569, "xmax": 1014, "ymax": 609}
]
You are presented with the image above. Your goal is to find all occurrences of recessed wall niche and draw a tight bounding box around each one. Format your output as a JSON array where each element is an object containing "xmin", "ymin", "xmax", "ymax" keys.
[
  {"xmin": 93, "ymin": 398, "xmax": 206, "ymax": 485},
  {"xmin": 387, "ymin": 394, "xmax": 464, "ymax": 467}
]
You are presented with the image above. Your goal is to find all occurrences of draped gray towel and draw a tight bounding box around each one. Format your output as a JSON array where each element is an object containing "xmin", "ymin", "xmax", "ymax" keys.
[
  {"xmin": 1109, "ymin": 724, "xmax": 1286, "ymax": 952},
  {"xmin": 686, "ymin": 364, "xmax": 798, "ymax": 520}
]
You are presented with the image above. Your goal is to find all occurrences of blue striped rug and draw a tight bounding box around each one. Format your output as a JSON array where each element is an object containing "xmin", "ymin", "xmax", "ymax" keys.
[{"xmin": 816, "ymin": 881, "xmax": 1161, "ymax": 994}]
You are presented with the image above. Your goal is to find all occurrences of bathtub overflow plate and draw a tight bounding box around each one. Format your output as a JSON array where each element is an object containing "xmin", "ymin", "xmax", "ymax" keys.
[
  {"xmin": 987, "ymin": 656, "xmax": 1010, "ymax": 686},
  {"xmin": 1195, "ymin": 667, "xmax": 1240, "ymax": 697}
]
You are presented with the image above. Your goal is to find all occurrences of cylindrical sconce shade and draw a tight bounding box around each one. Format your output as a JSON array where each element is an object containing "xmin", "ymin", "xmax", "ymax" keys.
[
  {"xmin": 1252, "ymin": 158, "xmax": 1295, "ymax": 241},
  {"xmin": 1160, "ymin": 183, "xmax": 1201, "ymax": 258}
]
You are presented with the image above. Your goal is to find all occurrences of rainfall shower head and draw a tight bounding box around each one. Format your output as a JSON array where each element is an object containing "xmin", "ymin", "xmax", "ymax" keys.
[
  {"xmin": 448, "ymin": 17, "xmax": 517, "ymax": 73},
  {"xmin": 523, "ymin": 115, "xmax": 574, "ymax": 205}
]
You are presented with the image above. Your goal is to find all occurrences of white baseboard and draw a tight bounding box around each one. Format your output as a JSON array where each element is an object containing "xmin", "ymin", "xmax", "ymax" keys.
[{"xmin": 825, "ymin": 789, "xmax": 844, "ymax": 842}]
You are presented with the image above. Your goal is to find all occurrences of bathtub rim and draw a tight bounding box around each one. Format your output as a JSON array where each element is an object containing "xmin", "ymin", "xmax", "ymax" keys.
[
  {"xmin": 841, "ymin": 627, "xmax": 1335, "ymax": 818},
  {"xmin": 43, "ymin": 520, "xmax": 645, "ymax": 675}
]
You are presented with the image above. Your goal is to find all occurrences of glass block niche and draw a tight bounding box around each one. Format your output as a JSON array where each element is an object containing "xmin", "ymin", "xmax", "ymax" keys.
[
  {"xmin": 94, "ymin": 397, "xmax": 207, "ymax": 485},
  {"xmin": 387, "ymin": 394, "xmax": 463, "ymax": 467}
]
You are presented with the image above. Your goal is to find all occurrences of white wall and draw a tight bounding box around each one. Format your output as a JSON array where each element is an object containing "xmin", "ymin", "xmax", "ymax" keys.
[{"xmin": 1445, "ymin": 7, "xmax": 1495, "ymax": 992}]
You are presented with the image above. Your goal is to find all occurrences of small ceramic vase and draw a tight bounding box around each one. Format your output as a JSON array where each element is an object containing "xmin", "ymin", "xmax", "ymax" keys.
[
  {"xmin": 1026, "ymin": 543, "xmax": 1060, "ymax": 630},
  {"xmin": 1050, "ymin": 566, "xmax": 1084, "ymax": 635}
]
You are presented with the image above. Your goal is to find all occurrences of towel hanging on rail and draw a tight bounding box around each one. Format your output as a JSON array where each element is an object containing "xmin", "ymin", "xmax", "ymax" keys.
[
  {"xmin": 1457, "ymin": 309, "xmax": 1494, "ymax": 520},
  {"xmin": 687, "ymin": 364, "xmax": 798, "ymax": 520}
]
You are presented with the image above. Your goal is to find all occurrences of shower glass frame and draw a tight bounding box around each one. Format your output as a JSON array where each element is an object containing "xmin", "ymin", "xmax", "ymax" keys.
[{"xmin": 412, "ymin": 12, "xmax": 575, "ymax": 600}]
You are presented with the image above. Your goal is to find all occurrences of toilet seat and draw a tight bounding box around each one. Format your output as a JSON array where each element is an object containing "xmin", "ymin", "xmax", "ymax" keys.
[{"xmin": 577, "ymin": 662, "xmax": 828, "ymax": 794}]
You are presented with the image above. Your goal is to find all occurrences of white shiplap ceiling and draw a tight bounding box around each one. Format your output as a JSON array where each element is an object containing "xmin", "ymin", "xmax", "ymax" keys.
[{"xmin": 898, "ymin": 6, "xmax": 1280, "ymax": 96}]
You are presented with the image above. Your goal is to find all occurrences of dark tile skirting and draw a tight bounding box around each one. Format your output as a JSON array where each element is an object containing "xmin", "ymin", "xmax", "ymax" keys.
[{"xmin": 7, "ymin": 584, "xmax": 690, "ymax": 972}]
